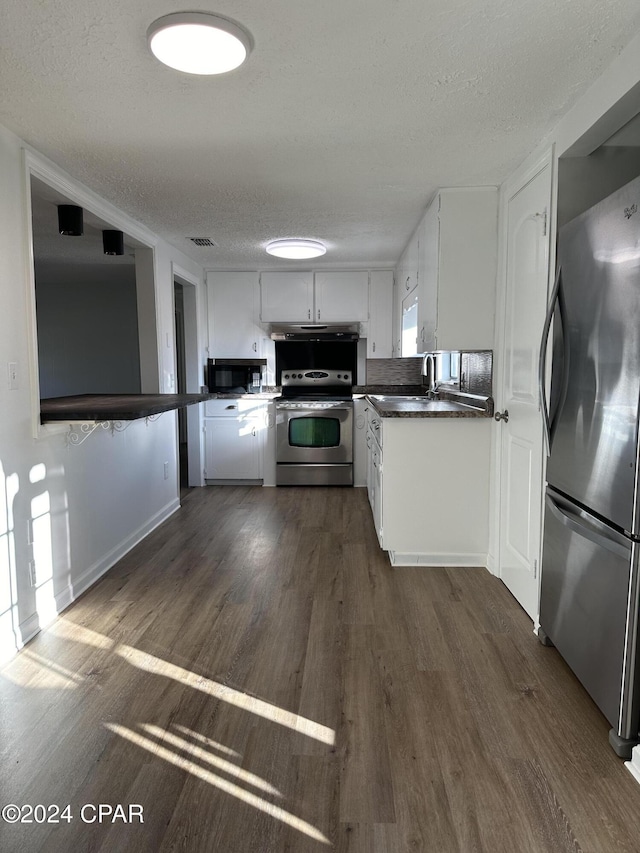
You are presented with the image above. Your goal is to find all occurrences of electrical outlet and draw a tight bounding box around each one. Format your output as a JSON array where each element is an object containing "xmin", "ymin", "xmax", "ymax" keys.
[
  {"xmin": 163, "ymin": 461, "xmax": 169, "ymax": 480},
  {"xmin": 8, "ymin": 361, "xmax": 18, "ymax": 390}
]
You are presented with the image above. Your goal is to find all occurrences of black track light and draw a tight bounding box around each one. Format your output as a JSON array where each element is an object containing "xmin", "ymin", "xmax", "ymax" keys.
[
  {"xmin": 57, "ymin": 205, "xmax": 83, "ymax": 236},
  {"xmin": 102, "ymin": 230, "xmax": 125, "ymax": 256}
]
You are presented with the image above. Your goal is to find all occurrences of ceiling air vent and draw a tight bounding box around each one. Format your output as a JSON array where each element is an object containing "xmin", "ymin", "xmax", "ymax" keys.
[{"xmin": 189, "ymin": 237, "xmax": 216, "ymax": 247}]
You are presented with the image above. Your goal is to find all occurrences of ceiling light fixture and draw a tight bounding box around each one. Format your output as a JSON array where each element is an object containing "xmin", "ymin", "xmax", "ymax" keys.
[
  {"xmin": 265, "ymin": 239, "xmax": 327, "ymax": 260},
  {"xmin": 147, "ymin": 12, "xmax": 253, "ymax": 75}
]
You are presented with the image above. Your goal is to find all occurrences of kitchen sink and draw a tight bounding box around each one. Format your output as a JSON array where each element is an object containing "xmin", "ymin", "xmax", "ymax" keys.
[{"xmin": 369, "ymin": 395, "xmax": 430, "ymax": 402}]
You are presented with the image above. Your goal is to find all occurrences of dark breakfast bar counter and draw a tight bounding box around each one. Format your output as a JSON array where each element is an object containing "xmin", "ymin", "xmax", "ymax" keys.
[{"xmin": 41, "ymin": 393, "xmax": 209, "ymax": 423}]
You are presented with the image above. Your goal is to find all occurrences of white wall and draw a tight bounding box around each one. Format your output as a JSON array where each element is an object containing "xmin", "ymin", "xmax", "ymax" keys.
[
  {"xmin": 35, "ymin": 262, "xmax": 141, "ymax": 398},
  {"xmin": 0, "ymin": 122, "xmax": 205, "ymax": 661}
]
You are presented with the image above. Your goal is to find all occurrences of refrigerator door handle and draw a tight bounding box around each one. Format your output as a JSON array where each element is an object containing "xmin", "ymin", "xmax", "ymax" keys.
[
  {"xmin": 538, "ymin": 265, "xmax": 562, "ymax": 456},
  {"xmin": 545, "ymin": 492, "xmax": 630, "ymax": 558}
]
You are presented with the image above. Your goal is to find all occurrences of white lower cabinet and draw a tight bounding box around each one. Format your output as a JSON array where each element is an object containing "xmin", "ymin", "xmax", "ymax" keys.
[
  {"xmin": 365, "ymin": 405, "xmax": 383, "ymax": 543},
  {"xmin": 365, "ymin": 411, "xmax": 491, "ymax": 566},
  {"xmin": 203, "ymin": 399, "xmax": 267, "ymax": 481}
]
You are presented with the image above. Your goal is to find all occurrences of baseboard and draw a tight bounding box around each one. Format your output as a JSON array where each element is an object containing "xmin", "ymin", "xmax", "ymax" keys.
[
  {"xmin": 388, "ymin": 551, "xmax": 488, "ymax": 567},
  {"xmin": 626, "ymin": 746, "xmax": 640, "ymax": 787},
  {"xmin": 205, "ymin": 479, "xmax": 263, "ymax": 486},
  {"xmin": 16, "ymin": 498, "xmax": 181, "ymax": 651},
  {"xmin": 485, "ymin": 549, "xmax": 497, "ymax": 575},
  {"xmin": 16, "ymin": 612, "xmax": 41, "ymax": 649}
]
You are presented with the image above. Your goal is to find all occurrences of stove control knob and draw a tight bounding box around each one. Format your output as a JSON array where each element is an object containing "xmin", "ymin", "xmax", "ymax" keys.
[
  {"xmin": 298, "ymin": 373, "xmax": 303, "ymax": 378},
  {"xmin": 284, "ymin": 373, "xmax": 289, "ymax": 379}
]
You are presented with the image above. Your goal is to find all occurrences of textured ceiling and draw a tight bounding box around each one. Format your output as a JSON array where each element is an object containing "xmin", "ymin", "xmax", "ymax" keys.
[{"xmin": 2, "ymin": 0, "xmax": 640, "ymax": 269}]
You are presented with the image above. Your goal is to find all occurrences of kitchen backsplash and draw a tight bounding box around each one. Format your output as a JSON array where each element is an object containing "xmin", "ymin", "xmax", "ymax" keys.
[
  {"xmin": 365, "ymin": 357, "xmax": 422, "ymax": 385},
  {"xmin": 365, "ymin": 351, "xmax": 493, "ymax": 396},
  {"xmin": 460, "ymin": 350, "xmax": 492, "ymax": 396}
]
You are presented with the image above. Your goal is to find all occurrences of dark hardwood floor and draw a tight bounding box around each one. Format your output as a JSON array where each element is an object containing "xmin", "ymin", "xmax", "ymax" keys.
[{"xmin": 1, "ymin": 486, "xmax": 640, "ymax": 852}]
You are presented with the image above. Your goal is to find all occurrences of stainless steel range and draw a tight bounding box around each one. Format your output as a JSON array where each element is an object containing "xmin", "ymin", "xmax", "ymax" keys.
[{"xmin": 275, "ymin": 369, "xmax": 353, "ymax": 486}]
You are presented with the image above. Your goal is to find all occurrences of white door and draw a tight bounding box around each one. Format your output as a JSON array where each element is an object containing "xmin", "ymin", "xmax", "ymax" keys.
[{"xmin": 497, "ymin": 160, "xmax": 552, "ymax": 620}]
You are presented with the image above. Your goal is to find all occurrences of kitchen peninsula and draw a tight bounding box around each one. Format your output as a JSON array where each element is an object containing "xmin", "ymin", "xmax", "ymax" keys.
[{"xmin": 40, "ymin": 393, "xmax": 208, "ymax": 423}]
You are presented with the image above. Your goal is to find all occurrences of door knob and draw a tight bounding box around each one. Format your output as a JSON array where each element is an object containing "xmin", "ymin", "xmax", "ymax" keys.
[{"xmin": 494, "ymin": 409, "xmax": 509, "ymax": 423}]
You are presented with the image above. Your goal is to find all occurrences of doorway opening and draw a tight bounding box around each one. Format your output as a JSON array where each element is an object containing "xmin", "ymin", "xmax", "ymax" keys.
[
  {"xmin": 174, "ymin": 282, "xmax": 188, "ymax": 490},
  {"xmin": 173, "ymin": 270, "xmax": 202, "ymax": 491}
]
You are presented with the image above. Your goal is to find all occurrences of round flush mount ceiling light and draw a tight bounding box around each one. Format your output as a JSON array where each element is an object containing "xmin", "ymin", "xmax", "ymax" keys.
[
  {"xmin": 147, "ymin": 12, "xmax": 253, "ymax": 75},
  {"xmin": 265, "ymin": 239, "xmax": 327, "ymax": 260}
]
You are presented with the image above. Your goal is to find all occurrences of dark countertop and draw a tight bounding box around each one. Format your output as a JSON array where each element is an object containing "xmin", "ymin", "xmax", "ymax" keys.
[
  {"xmin": 41, "ymin": 393, "xmax": 209, "ymax": 423},
  {"xmin": 364, "ymin": 390, "xmax": 493, "ymax": 419}
]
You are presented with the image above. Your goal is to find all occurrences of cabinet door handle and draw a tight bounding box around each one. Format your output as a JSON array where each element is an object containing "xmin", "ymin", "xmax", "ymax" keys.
[
  {"xmin": 405, "ymin": 276, "xmax": 410, "ymax": 290},
  {"xmin": 372, "ymin": 341, "xmax": 376, "ymax": 353},
  {"xmin": 226, "ymin": 405, "xmax": 237, "ymax": 410},
  {"xmin": 308, "ymin": 309, "xmax": 311, "ymax": 320},
  {"xmin": 252, "ymin": 426, "xmax": 256, "ymax": 437},
  {"xmin": 253, "ymin": 342, "xmax": 257, "ymax": 352},
  {"xmin": 317, "ymin": 309, "xmax": 321, "ymax": 320},
  {"xmin": 494, "ymin": 409, "xmax": 509, "ymax": 423}
]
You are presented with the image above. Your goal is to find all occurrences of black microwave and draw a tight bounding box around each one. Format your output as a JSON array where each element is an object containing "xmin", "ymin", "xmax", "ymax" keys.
[{"xmin": 206, "ymin": 359, "xmax": 265, "ymax": 394}]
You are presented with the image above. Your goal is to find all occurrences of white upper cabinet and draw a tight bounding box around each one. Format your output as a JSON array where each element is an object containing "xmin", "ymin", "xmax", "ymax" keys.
[
  {"xmin": 394, "ymin": 223, "xmax": 422, "ymax": 355},
  {"xmin": 259, "ymin": 271, "xmax": 314, "ymax": 322},
  {"xmin": 260, "ymin": 270, "xmax": 369, "ymax": 323},
  {"xmin": 313, "ymin": 271, "xmax": 369, "ymax": 323},
  {"xmin": 413, "ymin": 187, "xmax": 498, "ymax": 354},
  {"xmin": 417, "ymin": 199, "xmax": 439, "ymax": 353},
  {"xmin": 207, "ymin": 271, "xmax": 262, "ymax": 357},
  {"xmin": 368, "ymin": 270, "xmax": 393, "ymax": 358}
]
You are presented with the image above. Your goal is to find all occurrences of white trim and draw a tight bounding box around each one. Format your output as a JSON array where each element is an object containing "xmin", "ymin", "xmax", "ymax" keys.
[
  {"xmin": 16, "ymin": 612, "xmax": 41, "ymax": 649},
  {"xmin": 485, "ymin": 549, "xmax": 497, "ymax": 576},
  {"xmin": 23, "ymin": 148, "xmax": 158, "ymax": 248},
  {"xmin": 172, "ymin": 262, "xmax": 200, "ymax": 289},
  {"xmin": 626, "ymin": 746, "xmax": 640, "ymax": 787},
  {"xmin": 22, "ymin": 148, "xmax": 160, "ymax": 439},
  {"xmin": 171, "ymin": 262, "xmax": 206, "ymax": 487},
  {"xmin": 389, "ymin": 551, "xmax": 487, "ymax": 568},
  {"xmin": 15, "ymin": 498, "xmax": 180, "ymax": 652}
]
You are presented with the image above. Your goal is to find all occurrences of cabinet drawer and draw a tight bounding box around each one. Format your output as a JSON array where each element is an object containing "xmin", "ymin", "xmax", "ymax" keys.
[{"xmin": 204, "ymin": 398, "xmax": 266, "ymax": 417}]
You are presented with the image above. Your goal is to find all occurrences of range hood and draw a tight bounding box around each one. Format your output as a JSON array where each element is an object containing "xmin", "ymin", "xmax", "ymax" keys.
[{"xmin": 270, "ymin": 323, "xmax": 359, "ymax": 341}]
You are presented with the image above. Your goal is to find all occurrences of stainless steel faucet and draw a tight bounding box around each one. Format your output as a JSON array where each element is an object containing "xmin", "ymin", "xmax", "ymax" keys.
[{"xmin": 421, "ymin": 353, "xmax": 438, "ymax": 398}]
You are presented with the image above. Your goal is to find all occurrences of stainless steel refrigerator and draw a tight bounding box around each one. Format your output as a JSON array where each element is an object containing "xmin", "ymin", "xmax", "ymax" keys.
[{"xmin": 539, "ymin": 175, "xmax": 640, "ymax": 758}]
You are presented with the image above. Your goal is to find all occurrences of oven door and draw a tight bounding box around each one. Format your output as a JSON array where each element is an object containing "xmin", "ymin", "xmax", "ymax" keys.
[{"xmin": 276, "ymin": 403, "xmax": 353, "ymax": 465}]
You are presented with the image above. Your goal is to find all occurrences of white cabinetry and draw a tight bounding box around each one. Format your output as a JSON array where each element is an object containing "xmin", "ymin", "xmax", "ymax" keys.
[
  {"xmin": 417, "ymin": 188, "xmax": 498, "ymax": 352},
  {"xmin": 353, "ymin": 397, "xmax": 368, "ymax": 487},
  {"xmin": 314, "ymin": 271, "xmax": 369, "ymax": 323},
  {"xmin": 367, "ymin": 271, "xmax": 393, "ymax": 358},
  {"xmin": 365, "ymin": 410, "xmax": 491, "ymax": 566},
  {"xmin": 365, "ymin": 405, "xmax": 383, "ymax": 543},
  {"xmin": 260, "ymin": 271, "xmax": 369, "ymax": 323},
  {"xmin": 259, "ymin": 272, "xmax": 314, "ymax": 323},
  {"xmin": 207, "ymin": 271, "xmax": 262, "ymax": 357},
  {"xmin": 394, "ymin": 225, "xmax": 421, "ymax": 356},
  {"xmin": 203, "ymin": 398, "xmax": 267, "ymax": 481}
]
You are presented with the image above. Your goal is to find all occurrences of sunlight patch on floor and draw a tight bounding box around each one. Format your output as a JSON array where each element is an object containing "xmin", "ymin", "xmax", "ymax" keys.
[
  {"xmin": 143, "ymin": 724, "xmax": 282, "ymax": 797},
  {"xmin": 172, "ymin": 724, "xmax": 241, "ymax": 757},
  {"xmin": 49, "ymin": 618, "xmax": 115, "ymax": 649},
  {"xmin": 117, "ymin": 644, "xmax": 335, "ymax": 745},
  {"xmin": 1, "ymin": 647, "xmax": 83, "ymax": 688},
  {"xmin": 106, "ymin": 723, "xmax": 331, "ymax": 845}
]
